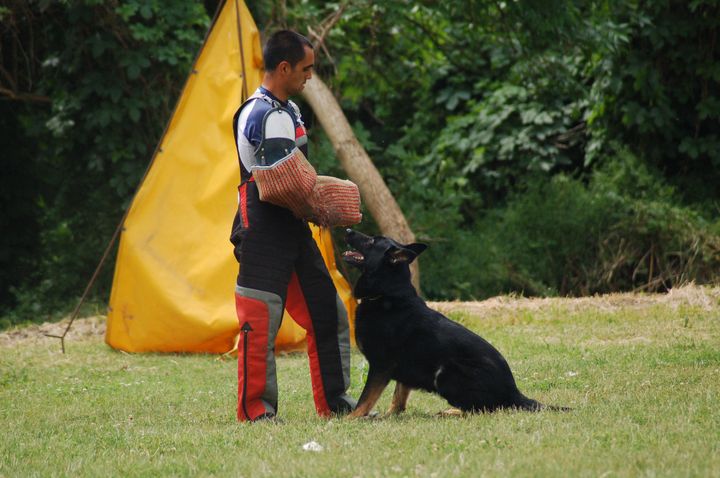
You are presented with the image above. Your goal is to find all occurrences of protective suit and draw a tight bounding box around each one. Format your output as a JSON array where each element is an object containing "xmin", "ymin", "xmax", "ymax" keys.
[{"xmin": 230, "ymin": 86, "xmax": 356, "ymax": 420}]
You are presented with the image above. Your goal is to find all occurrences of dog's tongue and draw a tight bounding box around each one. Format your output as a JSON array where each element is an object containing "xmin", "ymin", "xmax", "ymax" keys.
[{"xmin": 342, "ymin": 250, "xmax": 364, "ymax": 261}]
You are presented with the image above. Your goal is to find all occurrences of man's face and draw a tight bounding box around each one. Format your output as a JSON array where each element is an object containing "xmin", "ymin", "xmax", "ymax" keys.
[{"xmin": 285, "ymin": 46, "xmax": 314, "ymax": 96}]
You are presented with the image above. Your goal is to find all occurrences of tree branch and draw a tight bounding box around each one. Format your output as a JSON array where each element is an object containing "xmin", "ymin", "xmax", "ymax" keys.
[
  {"xmin": 307, "ymin": 3, "xmax": 348, "ymax": 73},
  {"xmin": 0, "ymin": 86, "xmax": 51, "ymax": 103}
]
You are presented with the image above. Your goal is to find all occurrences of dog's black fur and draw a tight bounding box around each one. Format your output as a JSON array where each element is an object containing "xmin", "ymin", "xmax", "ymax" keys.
[{"xmin": 343, "ymin": 229, "xmax": 565, "ymax": 417}]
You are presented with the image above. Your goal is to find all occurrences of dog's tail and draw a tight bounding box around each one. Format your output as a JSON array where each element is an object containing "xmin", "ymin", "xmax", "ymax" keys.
[{"xmin": 513, "ymin": 393, "xmax": 572, "ymax": 412}]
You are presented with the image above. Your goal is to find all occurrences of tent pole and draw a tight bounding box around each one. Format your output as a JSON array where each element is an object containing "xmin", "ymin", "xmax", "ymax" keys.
[
  {"xmin": 234, "ymin": 0, "xmax": 249, "ymax": 101},
  {"xmin": 44, "ymin": 214, "xmax": 127, "ymax": 353}
]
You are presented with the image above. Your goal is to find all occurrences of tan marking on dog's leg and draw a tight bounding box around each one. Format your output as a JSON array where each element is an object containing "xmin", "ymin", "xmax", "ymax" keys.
[
  {"xmin": 387, "ymin": 382, "xmax": 411, "ymax": 415},
  {"xmin": 347, "ymin": 369, "xmax": 390, "ymax": 418}
]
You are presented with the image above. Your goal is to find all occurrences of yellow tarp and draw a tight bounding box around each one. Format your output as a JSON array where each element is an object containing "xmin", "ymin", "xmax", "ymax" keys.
[{"xmin": 105, "ymin": 0, "xmax": 356, "ymax": 353}]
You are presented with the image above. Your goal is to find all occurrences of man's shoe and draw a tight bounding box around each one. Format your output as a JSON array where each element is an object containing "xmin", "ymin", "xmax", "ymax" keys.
[
  {"xmin": 250, "ymin": 412, "xmax": 282, "ymax": 423},
  {"xmin": 328, "ymin": 394, "xmax": 358, "ymax": 415}
]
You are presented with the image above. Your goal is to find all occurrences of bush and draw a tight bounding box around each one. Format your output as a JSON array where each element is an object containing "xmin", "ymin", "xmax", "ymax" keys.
[
  {"xmin": 0, "ymin": 1, "xmax": 208, "ymax": 327},
  {"xmin": 417, "ymin": 153, "xmax": 720, "ymax": 299}
]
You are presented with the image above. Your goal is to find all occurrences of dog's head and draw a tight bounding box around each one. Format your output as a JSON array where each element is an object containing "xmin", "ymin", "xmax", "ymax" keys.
[{"xmin": 343, "ymin": 229, "xmax": 427, "ymax": 298}]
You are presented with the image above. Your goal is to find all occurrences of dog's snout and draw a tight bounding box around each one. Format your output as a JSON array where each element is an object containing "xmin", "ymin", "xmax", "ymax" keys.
[{"xmin": 345, "ymin": 228, "xmax": 361, "ymax": 244}]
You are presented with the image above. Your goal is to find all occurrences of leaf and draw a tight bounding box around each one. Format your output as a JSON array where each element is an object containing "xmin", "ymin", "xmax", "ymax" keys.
[
  {"xmin": 129, "ymin": 108, "xmax": 141, "ymax": 123},
  {"xmin": 127, "ymin": 64, "xmax": 141, "ymax": 80},
  {"xmin": 534, "ymin": 112, "xmax": 554, "ymax": 125}
]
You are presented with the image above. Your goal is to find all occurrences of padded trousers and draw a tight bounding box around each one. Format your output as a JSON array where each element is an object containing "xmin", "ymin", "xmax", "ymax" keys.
[{"xmin": 231, "ymin": 180, "xmax": 353, "ymax": 421}]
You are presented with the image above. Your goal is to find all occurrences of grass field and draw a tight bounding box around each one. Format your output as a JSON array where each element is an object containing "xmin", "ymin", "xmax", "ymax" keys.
[{"xmin": 2, "ymin": 287, "xmax": 719, "ymax": 477}]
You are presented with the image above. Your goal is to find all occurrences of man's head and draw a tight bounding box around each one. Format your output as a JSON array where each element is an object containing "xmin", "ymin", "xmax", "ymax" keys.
[{"xmin": 263, "ymin": 30, "xmax": 314, "ymax": 99}]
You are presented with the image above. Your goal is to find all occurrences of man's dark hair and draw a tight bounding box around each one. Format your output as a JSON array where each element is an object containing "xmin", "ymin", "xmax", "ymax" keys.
[{"xmin": 263, "ymin": 30, "xmax": 314, "ymax": 71}]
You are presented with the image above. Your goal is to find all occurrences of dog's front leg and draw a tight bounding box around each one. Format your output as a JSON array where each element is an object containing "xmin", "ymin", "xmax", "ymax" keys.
[
  {"xmin": 348, "ymin": 367, "xmax": 391, "ymax": 418},
  {"xmin": 387, "ymin": 382, "xmax": 411, "ymax": 415}
]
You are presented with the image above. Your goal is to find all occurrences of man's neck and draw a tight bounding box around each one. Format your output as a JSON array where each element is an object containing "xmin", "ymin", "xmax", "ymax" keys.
[{"xmin": 261, "ymin": 74, "xmax": 288, "ymax": 103}]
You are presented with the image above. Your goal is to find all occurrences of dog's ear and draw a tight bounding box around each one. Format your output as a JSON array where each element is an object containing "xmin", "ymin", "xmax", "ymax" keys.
[
  {"xmin": 387, "ymin": 243, "xmax": 427, "ymax": 264},
  {"xmin": 406, "ymin": 243, "xmax": 428, "ymax": 257}
]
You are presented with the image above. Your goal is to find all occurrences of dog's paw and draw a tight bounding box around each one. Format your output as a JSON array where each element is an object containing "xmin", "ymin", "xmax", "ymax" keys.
[
  {"xmin": 436, "ymin": 408, "xmax": 464, "ymax": 418},
  {"xmin": 346, "ymin": 410, "xmax": 380, "ymax": 420}
]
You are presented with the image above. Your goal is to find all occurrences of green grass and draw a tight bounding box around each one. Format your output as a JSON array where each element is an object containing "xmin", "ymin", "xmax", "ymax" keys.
[{"xmin": 2, "ymin": 290, "xmax": 720, "ymax": 477}]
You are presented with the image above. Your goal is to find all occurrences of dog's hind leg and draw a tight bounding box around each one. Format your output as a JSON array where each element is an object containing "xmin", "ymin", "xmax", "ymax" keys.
[
  {"xmin": 348, "ymin": 367, "xmax": 391, "ymax": 418},
  {"xmin": 434, "ymin": 362, "xmax": 499, "ymax": 413},
  {"xmin": 387, "ymin": 382, "xmax": 411, "ymax": 415}
]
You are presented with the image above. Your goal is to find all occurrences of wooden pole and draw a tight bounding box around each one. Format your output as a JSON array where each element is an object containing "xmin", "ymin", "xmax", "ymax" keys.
[{"xmin": 302, "ymin": 76, "xmax": 420, "ymax": 290}]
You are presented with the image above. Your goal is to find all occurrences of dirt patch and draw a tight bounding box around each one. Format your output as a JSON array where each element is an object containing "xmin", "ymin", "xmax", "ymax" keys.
[
  {"xmin": 0, "ymin": 315, "xmax": 106, "ymax": 348},
  {"xmin": 2, "ymin": 284, "xmax": 718, "ymax": 348},
  {"xmin": 427, "ymin": 284, "xmax": 720, "ymax": 317}
]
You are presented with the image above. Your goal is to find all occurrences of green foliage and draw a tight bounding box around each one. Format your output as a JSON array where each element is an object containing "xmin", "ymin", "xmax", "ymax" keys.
[
  {"xmin": 3, "ymin": 0, "xmax": 720, "ymax": 323},
  {"xmin": 38, "ymin": 1, "xmax": 208, "ymax": 197},
  {"xmin": 423, "ymin": 74, "xmax": 587, "ymax": 212},
  {"xmin": 280, "ymin": 0, "xmax": 720, "ymax": 299},
  {"xmin": 0, "ymin": 103, "xmax": 43, "ymax": 311},
  {"xmin": 587, "ymin": 0, "xmax": 720, "ymax": 203},
  {"xmin": 1, "ymin": 1, "xmax": 209, "ymax": 323},
  {"xmin": 420, "ymin": 153, "xmax": 720, "ymax": 300}
]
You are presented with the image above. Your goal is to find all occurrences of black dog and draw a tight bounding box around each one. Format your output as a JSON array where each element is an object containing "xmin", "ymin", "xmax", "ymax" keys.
[{"xmin": 343, "ymin": 229, "xmax": 566, "ymax": 417}]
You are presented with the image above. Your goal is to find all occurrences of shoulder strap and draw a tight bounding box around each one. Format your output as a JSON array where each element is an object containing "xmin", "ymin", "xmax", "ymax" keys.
[
  {"xmin": 254, "ymin": 107, "xmax": 296, "ymax": 169},
  {"xmin": 237, "ymin": 90, "xmax": 278, "ymax": 117}
]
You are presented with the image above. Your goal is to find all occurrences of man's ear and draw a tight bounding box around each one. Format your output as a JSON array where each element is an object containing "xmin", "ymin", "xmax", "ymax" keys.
[
  {"xmin": 387, "ymin": 243, "xmax": 427, "ymax": 265},
  {"xmin": 278, "ymin": 60, "xmax": 291, "ymax": 75}
]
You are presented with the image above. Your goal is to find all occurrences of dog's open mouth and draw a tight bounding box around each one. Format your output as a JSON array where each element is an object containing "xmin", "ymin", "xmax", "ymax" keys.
[{"xmin": 342, "ymin": 250, "xmax": 364, "ymax": 265}]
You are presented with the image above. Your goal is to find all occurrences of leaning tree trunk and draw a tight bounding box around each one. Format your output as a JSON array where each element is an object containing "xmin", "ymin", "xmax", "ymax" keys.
[{"xmin": 302, "ymin": 76, "xmax": 420, "ymax": 291}]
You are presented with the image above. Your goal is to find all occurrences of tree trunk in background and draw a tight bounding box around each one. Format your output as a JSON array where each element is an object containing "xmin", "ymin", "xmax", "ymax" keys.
[{"xmin": 302, "ymin": 76, "xmax": 420, "ymax": 291}]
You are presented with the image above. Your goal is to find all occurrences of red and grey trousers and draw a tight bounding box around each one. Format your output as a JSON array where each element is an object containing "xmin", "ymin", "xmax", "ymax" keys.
[{"xmin": 230, "ymin": 180, "xmax": 353, "ymax": 421}]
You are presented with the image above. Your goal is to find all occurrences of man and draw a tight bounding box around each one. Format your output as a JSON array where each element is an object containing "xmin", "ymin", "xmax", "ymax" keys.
[{"xmin": 230, "ymin": 30, "xmax": 356, "ymax": 422}]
